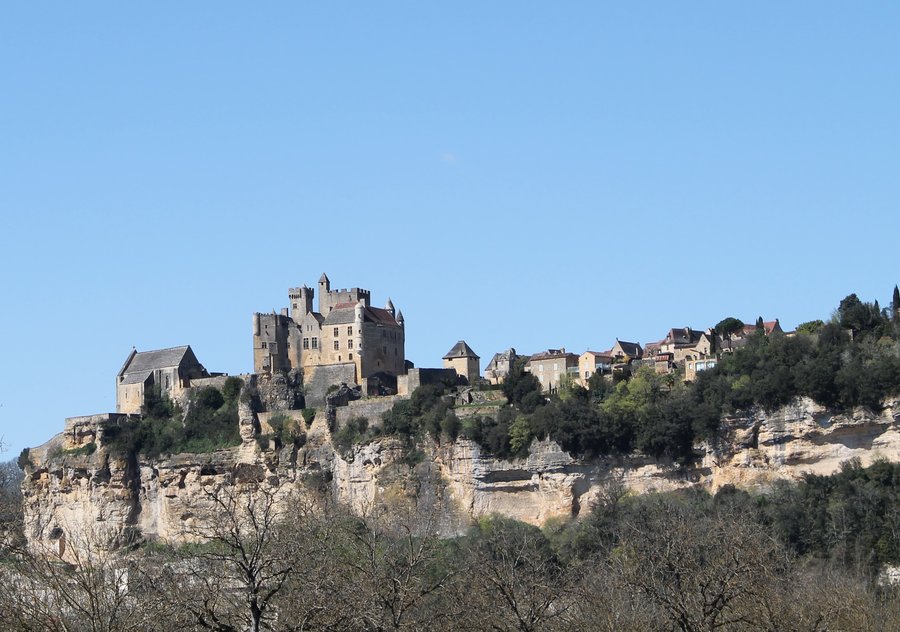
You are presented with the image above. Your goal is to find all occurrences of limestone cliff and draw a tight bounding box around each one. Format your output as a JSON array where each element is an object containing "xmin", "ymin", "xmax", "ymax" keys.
[{"xmin": 20, "ymin": 397, "xmax": 900, "ymax": 554}]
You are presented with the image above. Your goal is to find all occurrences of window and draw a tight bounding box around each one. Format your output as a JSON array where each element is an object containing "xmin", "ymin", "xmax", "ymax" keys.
[
  {"xmin": 303, "ymin": 338, "xmax": 309, "ymax": 349},
  {"xmin": 261, "ymin": 342, "xmax": 268, "ymax": 349},
  {"xmin": 585, "ymin": 371, "xmax": 590, "ymax": 379},
  {"xmin": 349, "ymin": 353, "xmax": 353, "ymax": 360},
  {"xmin": 333, "ymin": 327, "xmax": 339, "ymax": 337},
  {"xmin": 348, "ymin": 339, "xmax": 353, "ymax": 348},
  {"xmin": 383, "ymin": 346, "xmax": 387, "ymax": 354},
  {"xmin": 347, "ymin": 326, "xmax": 353, "ymax": 336},
  {"xmin": 333, "ymin": 341, "xmax": 339, "ymax": 350},
  {"xmin": 311, "ymin": 337, "xmax": 318, "ymax": 349}
]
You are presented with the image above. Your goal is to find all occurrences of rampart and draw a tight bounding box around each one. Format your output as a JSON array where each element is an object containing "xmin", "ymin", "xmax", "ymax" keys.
[
  {"xmin": 334, "ymin": 395, "xmax": 405, "ymax": 430},
  {"xmin": 305, "ymin": 363, "xmax": 358, "ymax": 408}
]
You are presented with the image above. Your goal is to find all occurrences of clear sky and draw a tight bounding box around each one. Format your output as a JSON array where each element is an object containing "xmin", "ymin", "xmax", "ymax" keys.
[{"xmin": 2, "ymin": 3, "xmax": 899, "ymax": 459}]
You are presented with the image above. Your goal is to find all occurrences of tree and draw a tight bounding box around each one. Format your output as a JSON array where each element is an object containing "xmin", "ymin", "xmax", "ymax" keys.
[
  {"xmin": 713, "ymin": 317, "xmax": 744, "ymax": 338},
  {"xmin": 152, "ymin": 485, "xmax": 313, "ymax": 632},
  {"xmin": 893, "ymin": 285, "xmax": 900, "ymax": 322}
]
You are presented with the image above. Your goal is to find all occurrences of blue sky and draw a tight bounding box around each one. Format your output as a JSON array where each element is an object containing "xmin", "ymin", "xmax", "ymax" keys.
[{"xmin": 2, "ymin": 3, "xmax": 899, "ymax": 458}]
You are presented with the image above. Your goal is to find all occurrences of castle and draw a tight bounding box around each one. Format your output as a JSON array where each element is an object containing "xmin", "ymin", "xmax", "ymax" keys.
[{"xmin": 252, "ymin": 273, "xmax": 406, "ymax": 389}]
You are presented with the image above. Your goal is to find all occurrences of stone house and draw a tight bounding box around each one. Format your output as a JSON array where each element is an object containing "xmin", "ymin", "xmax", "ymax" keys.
[
  {"xmin": 484, "ymin": 348, "xmax": 518, "ymax": 384},
  {"xmin": 442, "ymin": 341, "xmax": 480, "ymax": 385},
  {"xmin": 659, "ymin": 327, "xmax": 715, "ymax": 364},
  {"xmin": 526, "ymin": 348, "xmax": 579, "ymax": 393},
  {"xmin": 577, "ymin": 350, "xmax": 612, "ymax": 387},
  {"xmin": 116, "ymin": 346, "xmax": 208, "ymax": 414},
  {"xmin": 252, "ymin": 273, "xmax": 405, "ymax": 386},
  {"xmin": 609, "ymin": 340, "xmax": 643, "ymax": 364}
]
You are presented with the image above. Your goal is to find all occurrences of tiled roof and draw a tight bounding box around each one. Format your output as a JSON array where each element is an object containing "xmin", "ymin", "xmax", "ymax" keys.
[
  {"xmin": 529, "ymin": 349, "xmax": 578, "ymax": 362},
  {"xmin": 365, "ymin": 306, "xmax": 400, "ymax": 327},
  {"xmin": 323, "ymin": 305, "xmax": 357, "ymax": 325},
  {"xmin": 664, "ymin": 327, "xmax": 705, "ymax": 346},
  {"xmin": 120, "ymin": 370, "xmax": 152, "ymax": 385},
  {"xmin": 122, "ymin": 346, "xmax": 191, "ymax": 375},
  {"xmin": 443, "ymin": 340, "xmax": 479, "ymax": 360},
  {"xmin": 614, "ymin": 341, "xmax": 642, "ymax": 357}
]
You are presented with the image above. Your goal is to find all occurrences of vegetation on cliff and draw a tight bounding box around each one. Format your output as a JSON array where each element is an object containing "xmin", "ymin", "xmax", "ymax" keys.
[
  {"xmin": 388, "ymin": 290, "xmax": 900, "ymax": 463},
  {"xmin": 101, "ymin": 377, "xmax": 244, "ymax": 458}
]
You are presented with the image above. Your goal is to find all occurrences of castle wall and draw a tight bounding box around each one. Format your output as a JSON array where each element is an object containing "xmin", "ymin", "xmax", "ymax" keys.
[
  {"xmin": 334, "ymin": 395, "xmax": 404, "ymax": 430},
  {"xmin": 359, "ymin": 320, "xmax": 404, "ymax": 378},
  {"xmin": 304, "ymin": 363, "xmax": 358, "ymax": 408},
  {"xmin": 398, "ymin": 368, "xmax": 458, "ymax": 396}
]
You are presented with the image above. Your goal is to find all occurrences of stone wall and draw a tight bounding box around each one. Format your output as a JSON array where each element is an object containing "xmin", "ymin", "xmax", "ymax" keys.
[
  {"xmin": 398, "ymin": 368, "xmax": 458, "ymax": 396},
  {"xmin": 305, "ymin": 363, "xmax": 358, "ymax": 408},
  {"xmin": 334, "ymin": 395, "xmax": 404, "ymax": 430}
]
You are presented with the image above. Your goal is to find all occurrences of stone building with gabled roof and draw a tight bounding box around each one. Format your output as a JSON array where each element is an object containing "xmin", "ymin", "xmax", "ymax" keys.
[
  {"xmin": 525, "ymin": 348, "xmax": 579, "ymax": 393},
  {"xmin": 484, "ymin": 348, "xmax": 518, "ymax": 385},
  {"xmin": 253, "ymin": 274, "xmax": 406, "ymax": 389},
  {"xmin": 116, "ymin": 345, "xmax": 208, "ymax": 414},
  {"xmin": 442, "ymin": 340, "xmax": 480, "ymax": 384}
]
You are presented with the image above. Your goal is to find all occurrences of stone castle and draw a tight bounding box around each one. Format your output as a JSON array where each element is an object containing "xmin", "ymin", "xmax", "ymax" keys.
[{"xmin": 253, "ymin": 273, "xmax": 406, "ymax": 391}]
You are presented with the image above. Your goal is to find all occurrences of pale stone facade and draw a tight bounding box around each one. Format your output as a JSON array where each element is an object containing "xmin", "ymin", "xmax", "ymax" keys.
[
  {"xmin": 116, "ymin": 346, "xmax": 208, "ymax": 414},
  {"xmin": 577, "ymin": 350, "xmax": 612, "ymax": 387},
  {"xmin": 484, "ymin": 348, "xmax": 517, "ymax": 385},
  {"xmin": 525, "ymin": 348, "xmax": 579, "ymax": 393},
  {"xmin": 442, "ymin": 340, "xmax": 480, "ymax": 384}
]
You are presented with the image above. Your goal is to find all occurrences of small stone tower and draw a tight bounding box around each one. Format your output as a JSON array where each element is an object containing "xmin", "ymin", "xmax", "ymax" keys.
[{"xmin": 289, "ymin": 285, "xmax": 314, "ymax": 319}]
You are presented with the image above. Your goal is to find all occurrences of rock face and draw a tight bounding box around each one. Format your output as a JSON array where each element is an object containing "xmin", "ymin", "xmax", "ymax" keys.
[{"xmin": 21, "ymin": 397, "xmax": 900, "ymax": 555}]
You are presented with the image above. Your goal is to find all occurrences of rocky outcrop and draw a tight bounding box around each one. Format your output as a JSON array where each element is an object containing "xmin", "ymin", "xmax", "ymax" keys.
[{"xmin": 20, "ymin": 397, "xmax": 900, "ymax": 556}]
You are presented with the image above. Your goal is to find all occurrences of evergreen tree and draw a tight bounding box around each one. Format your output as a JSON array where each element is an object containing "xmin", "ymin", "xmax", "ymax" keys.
[{"xmin": 893, "ymin": 284, "xmax": 900, "ymax": 321}]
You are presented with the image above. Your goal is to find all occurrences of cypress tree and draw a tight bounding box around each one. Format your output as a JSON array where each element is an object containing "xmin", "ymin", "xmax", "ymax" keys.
[{"xmin": 893, "ymin": 284, "xmax": 900, "ymax": 321}]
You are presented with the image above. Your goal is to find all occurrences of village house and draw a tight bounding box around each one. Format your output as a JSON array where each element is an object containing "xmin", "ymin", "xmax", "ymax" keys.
[
  {"xmin": 526, "ymin": 348, "xmax": 579, "ymax": 393},
  {"xmin": 577, "ymin": 350, "xmax": 612, "ymax": 387},
  {"xmin": 484, "ymin": 348, "xmax": 518, "ymax": 385}
]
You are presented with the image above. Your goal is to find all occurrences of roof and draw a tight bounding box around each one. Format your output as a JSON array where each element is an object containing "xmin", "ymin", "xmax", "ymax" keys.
[
  {"xmin": 664, "ymin": 327, "xmax": 705, "ymax": 346},
  {"xmin": 322, "ymin": 304, "xmax": 357, "ymax": 325},
  {"xmin": 319, "ymin": 272, "xmax": 329, "ymax": 283},
  {"xmin": 322, "ymin": 303, "xmax": 401, "ymax": 327},
  {"xmin": 443, "ymin": 340, "xmax": 479, "ymax": 360},
  {"xmin": 120, "ymin": 370, "xmax": 152, "ymax": 385},
  {"xmin": 581, "ymin": 349, "xmax": 612, "ymax": 359},
  {"xmin": 528, "ymin": 349, "xmax": 578, "ymax": 362},
  {"xmin": 120, "ymin": 346, "xmax": 192, "ymax": 376},
  {"xmin": 612, "ymin": 340, "xmax": 642, "ymax": 357}
]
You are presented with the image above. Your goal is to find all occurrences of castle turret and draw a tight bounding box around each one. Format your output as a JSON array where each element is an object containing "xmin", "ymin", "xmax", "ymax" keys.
[
  {"xmin": 396, "ymin": 310, "xmax": 404, "ymax": 328},
  {"xmin": 385, "ymin": 297, "xmax": 395, "ymax": 318},
  {"xmin": 289, "ymin": 285, "xmax": 314, "ymax": 320}
]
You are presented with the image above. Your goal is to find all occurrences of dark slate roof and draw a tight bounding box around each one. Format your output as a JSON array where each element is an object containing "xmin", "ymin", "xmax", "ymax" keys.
[
  {"xmin": 443, "ymin": 340, "xmax": 479, "ymax": 360},
  {"xmin": 322, "ymin": 303, "xmax": 401, "ymax": 327},
  {"xmin": 614, "ymin": 341, "xmax": 642, "ymax": 357},
  {"xmin": 319, "ymin": 272, "xmax": 329, "ymax": 283},
  {"xmin": 528, "ymin": 349, "xmax": 578, "ymax": 362},
  {"xmin": 664, "ymin": 327, "xmax": 705, "ymax": 346},
  {"xmin": 323, "ymin": 304, "xmax": 357, "ymax": 325},
  {"xmin": 121, "ymin": 346, "xmax": 191, "ymax": 375},
  {"xmin": 120, "ymin": 370, "xmax": 153, "ymax": 385}
]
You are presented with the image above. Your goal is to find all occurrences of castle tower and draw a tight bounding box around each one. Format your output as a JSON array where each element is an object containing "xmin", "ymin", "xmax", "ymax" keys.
[
  {"xmin": 385, "ymin": 297, "xmax": 395, "ymax": 318},
  {"xmin": 318, "ymin": 273, "xmax": 331, "ymax": 312},
  {"xmin": 289, "ymin": 285, "xmax": 314, "ymax": 320},
  {"xmin": 396, "ymin": 310, "xmax": 404, "ymax": 329}
]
